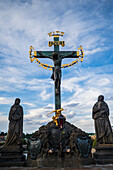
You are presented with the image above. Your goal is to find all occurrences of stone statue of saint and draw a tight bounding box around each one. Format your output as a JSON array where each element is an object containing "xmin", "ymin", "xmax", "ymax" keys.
[
  {"xmin": 3, "ymin": 98, "xmax": 23, "ymax": 147},
  {"xmin": 92, "ymin": 95, "xmax": 113, "ymax": 145}
]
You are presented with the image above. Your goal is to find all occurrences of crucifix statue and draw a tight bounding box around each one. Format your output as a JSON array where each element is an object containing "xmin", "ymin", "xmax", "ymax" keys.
[{"xmin": 29, "ymin": 31, "xmax": 84, "ymax": 111}]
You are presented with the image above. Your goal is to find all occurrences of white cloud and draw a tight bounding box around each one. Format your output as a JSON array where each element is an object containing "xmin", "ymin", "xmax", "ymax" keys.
[
  {"xmin": 85, "ymin": 47, "xmax": 109, "ymax": 55},
  {"xmin": 0, "ymin": 97, "xmax": 14, "ymax": 105},
  {"xmin": 22, "ymin": 65, "xmax": 113, "ymax": 133},
  {"xmin": 1, "ymin": 64, "xmax": 113, "ymax": 133},
  {"xmin": 22, "ymin": 102, "xmax": 36, "ymax": 107},
  {"xmin": 40, "ymin": 89, "xmax": 52, "ymax": 101},
  {"xmin": 0, "ymin": 115, "xmax": 8, "ymax": 132},
  {"xmin": 0, "ymin": 0, "xmax": 112, "ymax": 58},
  {"xmin": 0, "ymin": 0, "xmax": 113, "ymax": 133}
]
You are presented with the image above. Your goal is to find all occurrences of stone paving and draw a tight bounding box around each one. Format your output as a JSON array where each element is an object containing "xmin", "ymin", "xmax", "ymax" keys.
[{"xmin": 0, "ymin": 165, "xmax": 113, "ymax": 170}]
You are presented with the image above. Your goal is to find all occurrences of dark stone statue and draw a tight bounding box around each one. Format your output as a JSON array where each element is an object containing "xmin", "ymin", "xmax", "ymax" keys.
[
  {"xmin": 27, "ymin": 115, "xmax": 92, "ymax": 162},
  {"xmin": 38, "ymin": 51, "xmax": 75, "ymax": 94},
  {"xmin": 50, "ymin": 52, "xmax": 62, "ymax": 94},
  {"xmin": 50, "ymin": 52, "xmax": 75, "ymax": 94},
  {"xmin": 47, "ymin": 114, "xmax": 71, "ymax": 153},
  {"xmin": 3, "ymin": 98, "xmax": 23, "ymax": 147},
  {"xmin": 76, "ymin": 136, "xmax": 92, "ymax": 158},
  {"xmin": 27, "ymin": 138, "xmax": 42, "ymax": 160},
  {"xmin": 92, "ymin": 95, "xmax": 113, "ymax": 145}
]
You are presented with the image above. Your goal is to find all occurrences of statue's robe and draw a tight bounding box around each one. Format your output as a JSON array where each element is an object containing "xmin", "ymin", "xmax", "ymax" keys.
[
  {"xmin": 4, "ymin": 104, "xmax": 23, "ymax": 147},
  {"xmin": 92, "ymin": 101, "xmax": 113, "ymax": 144}
]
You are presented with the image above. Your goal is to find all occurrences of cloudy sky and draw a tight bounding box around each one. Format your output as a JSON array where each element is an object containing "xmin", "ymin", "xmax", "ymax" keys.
[{"xmin": 0, "ymin": 0, "xmax": 113, "ymax": 133}]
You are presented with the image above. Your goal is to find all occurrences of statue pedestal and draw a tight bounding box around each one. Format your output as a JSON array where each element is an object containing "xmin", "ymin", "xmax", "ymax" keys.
[
  {"xmin": 26, "ymin": 121, "xmax": 95, "ymax": 168},
  {"xmin": 0, "ymin": 146, "xmax": 25, "ymax": 167},
  {"xmin": 36, "ymin": 158, "xmax": 95, "ymax": 168},
  {"xmin": 94, "ymin": 144, "xmax": 113, "ymax": 164},
  {"xmin": 25, "ymin": 157, "xmax": 95, "ymax": 168}
]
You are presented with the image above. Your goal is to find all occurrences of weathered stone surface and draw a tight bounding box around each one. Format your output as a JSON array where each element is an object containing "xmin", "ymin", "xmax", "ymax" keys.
[
  {"xmin": 94, "ymin": 144, "xmax": 113, "ymax": 164},
  {"xmin": 26, "ymin": 121, "xmax": 93, "ymax": 167},
  {"xmin": 36, "ymin": 158, "xmax": 95, "ymax": 168},
  {"xmin": 29, "ymin": 121, "xmax": 91, "ymax": 159},
  {"xmin": 1, "ymin": 166, "xmax": 113, "ymax": 170},
  {"xmin": 92, "ymin": 95, "xmax": 113, "ymax": 145},
  {"xmin": 3, "ymin": 98, "xmax": 23, "ymax": 148},
  {"xmin": 0, "ymin": 99, "xmax": 25, "ymax": 167},
  {"xmin": 0, "ymin": 146, "xmax": 25, "ymax": 167}
]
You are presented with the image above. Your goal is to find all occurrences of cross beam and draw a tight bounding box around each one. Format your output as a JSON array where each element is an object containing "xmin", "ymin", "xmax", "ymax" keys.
[
  {"xmin": 29, "ymin": 31, "xmax": 84, "ymax": 113},
  {"xmin": 33, "ymin": 51, "xmax": 79, "ymax": 59}
]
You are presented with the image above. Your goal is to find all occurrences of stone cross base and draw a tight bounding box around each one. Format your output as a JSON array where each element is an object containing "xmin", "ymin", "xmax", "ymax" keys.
[
  {"xmin": 94, "ymin": 144, "xmax": 113, "ymax": 164},
  {"xmin": 25, "ymin": 157, "xmax": 95, "ymax": 168},
  {"xmin": 0, "ymin": 146, "xmax": 25, "ymax": 167}
]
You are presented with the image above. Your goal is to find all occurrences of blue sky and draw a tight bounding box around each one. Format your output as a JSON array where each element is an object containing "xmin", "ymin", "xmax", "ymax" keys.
[{"xmin": 0, "ymin": 0, "xmax": 113, "ymax": 133}]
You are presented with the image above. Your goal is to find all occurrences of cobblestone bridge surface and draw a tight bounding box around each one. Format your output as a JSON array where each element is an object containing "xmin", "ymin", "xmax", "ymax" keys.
[{"xmin": 1, "ymin": 165, "xmax": 113, "ymax": 170}]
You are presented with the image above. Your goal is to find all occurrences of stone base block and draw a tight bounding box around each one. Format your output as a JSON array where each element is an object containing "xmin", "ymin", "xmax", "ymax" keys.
[
  {"xmin": 0, "ymin": 146, "xmax": 25, "ymax": 167},
  {"xmin": 25, "ymin": 157, "xmax": 95, "ymax": 168},
  {"xmin": 94, "ymin": 144, "xmax": 113, "ymax": 164}
]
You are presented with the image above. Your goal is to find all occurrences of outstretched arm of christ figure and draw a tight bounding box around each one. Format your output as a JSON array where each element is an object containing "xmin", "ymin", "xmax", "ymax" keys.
[
  {"xmin": 33, "ymin": 51, "xmax": 53, "ymax": 59},
  {"xmin": 62, "ymin": 51, "xmax": 78, "ymax": 59},
  {"xmin": 38, "ymin": 51, "xmax": 49, "ymax": 58}
]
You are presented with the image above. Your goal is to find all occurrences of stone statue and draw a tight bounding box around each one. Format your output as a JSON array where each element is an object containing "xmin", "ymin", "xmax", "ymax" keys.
[
  {"xmin": 47, "ymin": 114, "xmax": 71, "ymax": 153},
  {"xmin": 3, "ymin": 98, "xmax": 23, "ymax": 147},
  {"xmin": 27, "ymin": 138, "xmax": 42, "ymax": 159},
  {"xmin": 92, "ymin": 95, "xmax": 113, "ymax": 145},
  {"xmin": 51, "ymin": 52, "xmax": 75, "ymax": 94},
  {"xmin": 38, "ymin": 51, "xmax": 75, "ymax": 94},
  {"xmin": 50, "ymin": 52, "xmax": 61, "ymax": 94}
]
